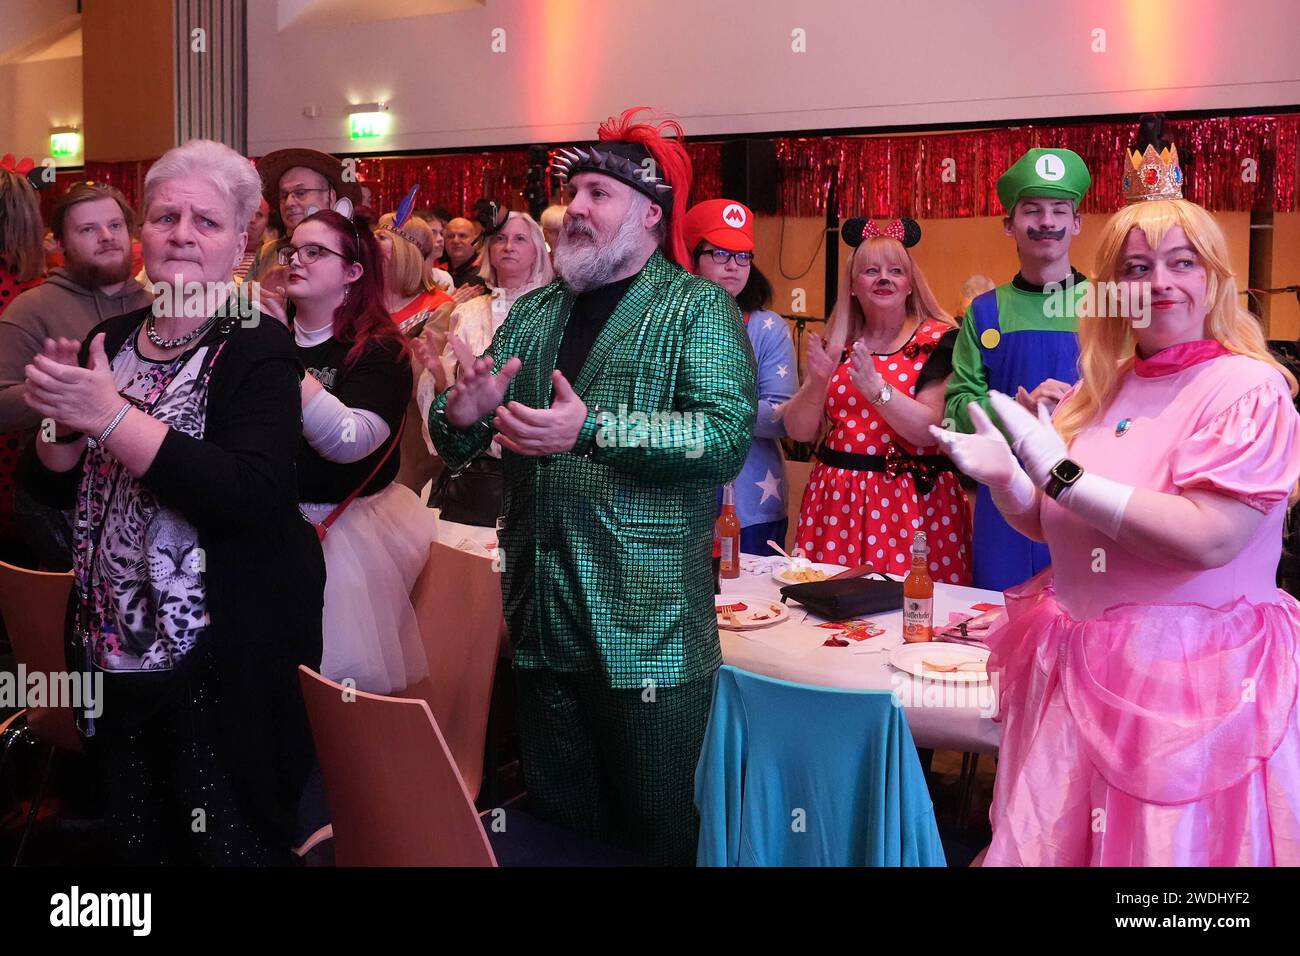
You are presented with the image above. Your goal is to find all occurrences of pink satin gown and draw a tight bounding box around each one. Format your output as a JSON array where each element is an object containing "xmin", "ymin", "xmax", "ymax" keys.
[{"xmin": 986, "ymin": 341, "xmax": 1300, "ymax": 866}]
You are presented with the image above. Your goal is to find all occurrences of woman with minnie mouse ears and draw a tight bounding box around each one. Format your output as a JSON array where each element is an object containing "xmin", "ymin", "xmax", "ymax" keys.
[{"xmin": 784, "ymin": 217, "xmax": 972, "ymax": 582}]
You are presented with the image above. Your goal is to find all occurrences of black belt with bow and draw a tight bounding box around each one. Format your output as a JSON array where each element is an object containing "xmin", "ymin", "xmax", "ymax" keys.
[{"xmin": 815, "ymin": 444, "xmax": 955, "ymax": 496}]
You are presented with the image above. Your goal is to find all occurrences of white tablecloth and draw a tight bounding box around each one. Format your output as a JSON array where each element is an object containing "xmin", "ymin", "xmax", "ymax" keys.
[
  {"xmin": 436, "ymin": 519, "xmax": 1003, "ymax": 753},
  {"xmin": 436, "ymin": 515, "xmax": 497, "ymax": 554},
  {"xmin": 719, "ymin": 558, "xmax": 1002, "ymax": 753}
]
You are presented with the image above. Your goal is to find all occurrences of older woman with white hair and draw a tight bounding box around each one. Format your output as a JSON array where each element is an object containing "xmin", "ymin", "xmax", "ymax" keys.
[
  {"xmin": 21, "ymin": 138, "xmax": 324, "ymax": 865},
  {"xmin": 413, "ymin": 210, "xmax": 553, "ymax": 524}
]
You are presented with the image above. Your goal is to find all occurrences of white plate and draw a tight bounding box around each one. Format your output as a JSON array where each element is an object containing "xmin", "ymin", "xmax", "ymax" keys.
[
  {"xmin": 771, "ymin": 562, "xmax": 854, "ymax": 586},
  {"xmin": 716, "ymin": 596, "xmax": 790, "ymax": 631},
  {"xmin": 888, "ymin": 642, "xmax": 991, "ymax": 683}
]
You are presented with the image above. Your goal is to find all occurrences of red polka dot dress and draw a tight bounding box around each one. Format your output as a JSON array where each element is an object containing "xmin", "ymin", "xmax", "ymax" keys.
[{"xmin": 795, "ymin": 318, "xmax": 972, "ymax": 584}]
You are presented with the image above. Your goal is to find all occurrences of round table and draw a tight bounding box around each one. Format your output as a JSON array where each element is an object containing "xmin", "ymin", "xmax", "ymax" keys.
[
  {"xmin": 719, "ymin": 559, "xmax": 1002, "ymax": 753},
  {"xmin": 437, "ymin": 518, "xmax": 1002, "ymax": 753}
]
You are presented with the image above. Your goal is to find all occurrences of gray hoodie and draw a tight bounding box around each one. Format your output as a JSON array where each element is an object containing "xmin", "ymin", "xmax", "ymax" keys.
[{"xmin": 0, "ymin": 268, "xmax": 154, "ymax": 432}]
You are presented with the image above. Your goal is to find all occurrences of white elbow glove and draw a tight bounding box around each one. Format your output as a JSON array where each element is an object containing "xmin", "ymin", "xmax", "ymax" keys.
[
  {"xmin": 986, "ymin": 390, "xmax": 1133, "ymax": 538},
  {"xmin": 928, "ymin": 402, "xmax": 1036, "ymax": 516}
]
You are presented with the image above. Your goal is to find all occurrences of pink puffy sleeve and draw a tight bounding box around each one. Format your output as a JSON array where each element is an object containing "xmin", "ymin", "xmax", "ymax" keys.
[{"xmin": 1170, "ymin": 379, "xmax": 1300, "ymax": 512}]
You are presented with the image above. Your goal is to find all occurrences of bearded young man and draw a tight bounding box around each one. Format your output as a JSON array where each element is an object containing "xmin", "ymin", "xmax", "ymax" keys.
[
  {"xmin": 0, "ymin": 181, "xmax": 153, "ymax": 565},
  {"xmin": 429, "ymin": 107, "xmax": 757, "ymax": 865}
]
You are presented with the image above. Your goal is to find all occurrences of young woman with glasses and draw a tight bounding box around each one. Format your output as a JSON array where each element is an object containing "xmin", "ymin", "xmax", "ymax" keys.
[{"xmin": 282, "ymin": 209, "xmax": 435, "ymax": 697}]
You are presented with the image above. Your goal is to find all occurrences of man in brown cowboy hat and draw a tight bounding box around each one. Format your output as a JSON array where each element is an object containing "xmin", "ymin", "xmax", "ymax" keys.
[{"xmin": 248, "ymin": 148, "xmax": 364, "ymax": 285}]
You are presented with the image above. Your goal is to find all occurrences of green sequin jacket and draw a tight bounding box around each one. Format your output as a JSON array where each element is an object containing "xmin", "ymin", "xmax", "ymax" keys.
[{"xmin": 430, "ymin": 251, "xmax": 758, "ymax": 689}]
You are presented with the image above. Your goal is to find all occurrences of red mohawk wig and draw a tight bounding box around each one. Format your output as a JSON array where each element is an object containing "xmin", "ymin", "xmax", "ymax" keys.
[{"xmin": 596, "ymin": 106, "xmax": 694, "ymax": 267}]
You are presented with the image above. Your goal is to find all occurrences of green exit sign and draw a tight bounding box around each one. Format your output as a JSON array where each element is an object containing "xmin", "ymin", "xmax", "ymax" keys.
[
  {"xmin": 50, "ymin": 131, "xmax": 81, "ymax": 156},
  {"xmin": 349, "ymin": 112, "xmax": 388, "ymax": 140}
]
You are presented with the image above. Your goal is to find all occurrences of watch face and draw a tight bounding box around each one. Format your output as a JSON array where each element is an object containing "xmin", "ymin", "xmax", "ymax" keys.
[{"xmin": 1052, "ymin": 459, "xmax": 1083, "ymax": 483}]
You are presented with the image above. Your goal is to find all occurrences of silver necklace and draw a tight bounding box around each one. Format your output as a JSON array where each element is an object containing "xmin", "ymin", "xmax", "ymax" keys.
[{"xmin": 146, "ymin": 312, "xmax": 219, "ymax": 350}]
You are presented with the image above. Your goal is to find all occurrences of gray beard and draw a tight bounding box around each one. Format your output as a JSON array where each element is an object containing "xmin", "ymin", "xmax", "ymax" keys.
[{"xmin": 553, "ymin": 213, "xmax": 646, "ymax": 292}]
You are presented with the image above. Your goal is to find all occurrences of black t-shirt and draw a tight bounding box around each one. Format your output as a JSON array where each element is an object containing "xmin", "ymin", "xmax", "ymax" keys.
[
  {"xmin": 555, "ymin": 273, "xmax": 638, "ymax": 382},
  {"xmin": 915, "ymin": 327, "xmax": 960, "ymax": 393},
  {"xmin": 297, "ymin": 336, "xmax": 412, "ymax": 503},
  {"xmin": 450, "ymin": 257, "xmax": 487, "ymax": 292}
]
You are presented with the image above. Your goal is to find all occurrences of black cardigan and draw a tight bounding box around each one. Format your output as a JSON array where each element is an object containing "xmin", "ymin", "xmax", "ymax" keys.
[{"xmin": 26, "ymin": 307, "xmax": 325, "ymax": 852}]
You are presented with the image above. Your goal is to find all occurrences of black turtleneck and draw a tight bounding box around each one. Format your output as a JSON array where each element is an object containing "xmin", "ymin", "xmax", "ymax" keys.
[
  {"xmin": 555, "ymin": 273, "xmax": 638, "ymax": 382},
  {"xmin": 1011, "ymin": 268, "xmax": 1088, "ymax": 293}
]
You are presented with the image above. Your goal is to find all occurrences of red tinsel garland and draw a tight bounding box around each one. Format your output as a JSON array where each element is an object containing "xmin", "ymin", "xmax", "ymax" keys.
[
  {"xmin": 32, "ymin": 115, "xmax": 1298, "ymax": 223},
  {"xmin": 776, "ymin": 115, "xmax": 1300, "ymax": 219},
  {"xmin": 354, "ymin": 151, "xmax": 533, "ymax": 218}
]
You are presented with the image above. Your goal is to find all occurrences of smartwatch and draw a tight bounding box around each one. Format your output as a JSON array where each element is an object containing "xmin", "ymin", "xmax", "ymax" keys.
[{"xmin": 1044, "ymin": 458, "xmax": 1084, "ymax": 499}]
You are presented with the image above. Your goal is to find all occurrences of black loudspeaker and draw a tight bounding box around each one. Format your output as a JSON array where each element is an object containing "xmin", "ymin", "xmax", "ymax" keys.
[{"xmin": 720, "ymin": 139, "xmax": 779, "ymax": 213}]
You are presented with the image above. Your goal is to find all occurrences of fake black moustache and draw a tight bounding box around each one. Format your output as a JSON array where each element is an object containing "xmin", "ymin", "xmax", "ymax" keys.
[{"xmin": 1026, "ymin": 227, "xmax": 1068, "ymax": 240}]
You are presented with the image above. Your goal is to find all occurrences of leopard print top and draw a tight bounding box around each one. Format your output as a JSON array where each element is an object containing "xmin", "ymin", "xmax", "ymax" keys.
[{"xmin": 74, "ymin": 331, "xmax": 227, "ymax": 672}]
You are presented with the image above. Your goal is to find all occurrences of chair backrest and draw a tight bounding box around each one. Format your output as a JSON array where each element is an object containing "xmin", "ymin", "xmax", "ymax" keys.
[
  {"xmin": 298, "ymin": 665, "xmax": 497, "ymax": 867},
  {"xmin": 783, "ymin": 458, "xmax": 815, "ymax": 553},
  {"xmin": 403, "ymin": 539, "xmax": 503, "ymax": 801},
  {"xmin": 0, "ymin": 560, "xmax": 80, "ymax": 752},
  {"xmin": 695, "ymin": 665, "xmax": 944, "ymax": 867}
]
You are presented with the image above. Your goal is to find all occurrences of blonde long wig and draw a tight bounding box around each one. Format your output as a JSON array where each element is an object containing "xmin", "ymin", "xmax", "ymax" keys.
[
  {"xmin": 824, "ymin": 237, "xmax": 956, "ymax": 353},
  {"xmin": 1055, "ymin": 199, "xmax": 1297, "ymax": 445}
]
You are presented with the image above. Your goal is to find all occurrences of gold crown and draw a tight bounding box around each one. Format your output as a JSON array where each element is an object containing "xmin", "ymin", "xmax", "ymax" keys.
[{"xmin": 1123, "ymin": 144, "xmax": 1184, "ymax": 203}]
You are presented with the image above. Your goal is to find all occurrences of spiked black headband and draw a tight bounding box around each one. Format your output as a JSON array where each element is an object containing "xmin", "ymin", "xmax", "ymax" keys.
[{"xmin": 549, "ymin": 141, "xmax": 674, "ymax": 210}]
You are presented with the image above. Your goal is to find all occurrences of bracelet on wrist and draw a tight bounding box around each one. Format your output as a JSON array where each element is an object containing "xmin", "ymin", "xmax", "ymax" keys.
[{"xmin": 87, "ymin": 402, "xmax": 131, "ymax": 450}]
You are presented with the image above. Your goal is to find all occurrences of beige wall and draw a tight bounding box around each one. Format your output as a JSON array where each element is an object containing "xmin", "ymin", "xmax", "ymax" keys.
[
  {"xmin": 81, "ymin": 0, "xmax": 175, "ymax": 162},
  {"xmin": 246, "ymin": 0, "xmax": 1300, "ymax": 155},
  {"xmin": 1271, "ymin": 213, "xmax": 1300, "ymax": 341},
  {"xmin": 0, "ymin": 56, "xmax": 83, "ymax": 164}
]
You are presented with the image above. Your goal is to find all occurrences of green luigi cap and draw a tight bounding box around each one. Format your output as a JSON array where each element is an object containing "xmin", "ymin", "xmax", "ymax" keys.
[{"xmin": 997, "ymin": 148, "xmax": 1091, "ymax": 215}]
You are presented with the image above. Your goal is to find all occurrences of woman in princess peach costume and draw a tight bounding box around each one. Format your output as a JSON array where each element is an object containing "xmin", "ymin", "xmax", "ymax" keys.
[{"xmin": 931, "ymin": 166, "xmax": 1300, "ymax": 865}]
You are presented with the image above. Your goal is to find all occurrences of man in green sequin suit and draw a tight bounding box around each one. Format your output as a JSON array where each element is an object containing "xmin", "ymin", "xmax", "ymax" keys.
[{"xmin": 429, "ymin": 109, "xmax": 756, "ymax": 864}]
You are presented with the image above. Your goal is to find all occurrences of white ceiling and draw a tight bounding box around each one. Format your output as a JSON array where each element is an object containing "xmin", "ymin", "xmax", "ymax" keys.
[{"xmin": 0, "ymin": 0, "xmax": 79, "ymax": 64}]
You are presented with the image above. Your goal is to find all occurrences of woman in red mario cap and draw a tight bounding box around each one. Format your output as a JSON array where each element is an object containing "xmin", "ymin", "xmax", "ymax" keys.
[{"xmin": 685, "ymin": 199, "xmax": 796, "ymax": 554}]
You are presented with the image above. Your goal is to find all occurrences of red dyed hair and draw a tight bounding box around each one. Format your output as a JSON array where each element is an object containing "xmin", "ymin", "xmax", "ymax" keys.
[
  {"xmin": 596, "ymin": 106, "xmax": 693, "ymax": 267},
  {"xmin": 301, "ymin": 209, "xmax": 409, "ymax": 370}
]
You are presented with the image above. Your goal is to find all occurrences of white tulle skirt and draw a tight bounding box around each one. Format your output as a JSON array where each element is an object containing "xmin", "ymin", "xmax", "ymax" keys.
[{"xmin": 301, "ymin": 482, "xmax": 438, "ymax": 695}]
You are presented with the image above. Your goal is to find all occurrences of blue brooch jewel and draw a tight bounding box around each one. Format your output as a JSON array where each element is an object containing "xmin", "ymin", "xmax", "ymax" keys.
[{"xmin": 1115, "ymin": 418, "xmax": 1133, "ymax": 437}]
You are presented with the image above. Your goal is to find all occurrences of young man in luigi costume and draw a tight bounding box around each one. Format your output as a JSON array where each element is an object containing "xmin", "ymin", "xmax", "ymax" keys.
[{"xmin": 944, "ymin": 147, "xmax": 1091, "ymax": 592}]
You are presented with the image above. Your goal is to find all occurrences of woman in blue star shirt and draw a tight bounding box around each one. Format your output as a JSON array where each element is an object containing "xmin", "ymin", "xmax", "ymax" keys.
[
  {"xmin": 685, "ymin": 200, "xmax": 796, "ymax": 554},
  {"xmin": 278, "ymin": 209, "xmax": 436, "ymax": 695}
]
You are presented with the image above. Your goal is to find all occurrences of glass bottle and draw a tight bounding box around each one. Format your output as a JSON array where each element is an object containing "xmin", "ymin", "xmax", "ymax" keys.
[
  {"xmin": 902, "ymin": 531, "xmax": 934, "ymax": 643},
  {"xmin": 716, "ymin": 483, "xmax": 741, "ymax": 579}
]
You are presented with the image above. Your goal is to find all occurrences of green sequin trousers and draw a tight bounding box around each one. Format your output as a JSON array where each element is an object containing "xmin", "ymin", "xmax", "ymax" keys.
[{"xmin": 514, "ymin": 666, "xmax": 716, "ymax": 866}]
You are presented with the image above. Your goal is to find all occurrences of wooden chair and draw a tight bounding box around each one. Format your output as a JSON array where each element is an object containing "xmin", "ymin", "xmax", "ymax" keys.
[
  {"xmin": 299, "ymin": 666, "xmax": 497, "ymax": 866},
  {"xmin": 399, "ymin": 540, "xmax": 504, "ymax": 801},
  {"xmin": 783, "ymin": 458, "xmax": 815, "ymax": 553},
  {"xmin": 0, "ymin": 559, "xmax": 78, "ymax": 864}
]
